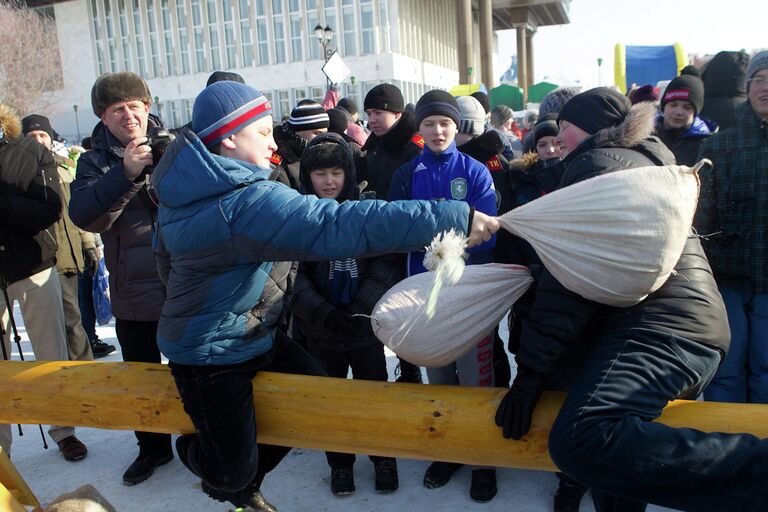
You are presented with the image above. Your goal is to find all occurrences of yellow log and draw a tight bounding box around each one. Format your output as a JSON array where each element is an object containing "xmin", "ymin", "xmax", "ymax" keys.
[
  {"xmin": 0, "ymin": 481, "xmax": 30, "ymax": 512},
  {"xmin": 1, "ymin": 361, "xmax": 767, "ymax": 472},
  {"xmin": 0, "ymin": 446, "xmax": 40, "ymax": 508}
]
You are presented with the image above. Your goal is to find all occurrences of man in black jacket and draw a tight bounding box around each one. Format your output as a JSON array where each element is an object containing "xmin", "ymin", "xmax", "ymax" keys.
[
  {"xmin": 0, "ymin": 103, "xmax": 88, "ymax": 462},
  {"xmin": 495, "ymin": 88, "xmax": 767, "ymax": 511}
]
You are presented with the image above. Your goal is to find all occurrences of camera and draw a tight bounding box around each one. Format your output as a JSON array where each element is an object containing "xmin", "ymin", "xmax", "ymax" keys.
[{"xmin": 141, "ymin": 127, "xmax": 176, "ymax": 174}]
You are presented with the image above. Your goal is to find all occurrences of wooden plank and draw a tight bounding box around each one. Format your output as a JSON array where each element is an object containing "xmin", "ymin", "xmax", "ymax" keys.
[
  {"xmin": 1, "ymin": 361, "xmax": 767, "ymax": 472},
  {"xmin": 0, "ymin": 480, "xmax": 31, "ymax": 512},
  {"xmin": 0, "ymin": 446, "xmax": 40, "ymax": 508}
]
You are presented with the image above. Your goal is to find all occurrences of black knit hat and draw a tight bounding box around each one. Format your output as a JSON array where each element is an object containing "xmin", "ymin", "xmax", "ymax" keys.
[
  {"xmin": 364, "ymin": 84, "xmax": 405, "ymax": 113},
  {"xmin": 680, "ymin": 65, "xmax": 701, "ymax": 78},
  {"xmin": 327, "ymin": 108, "xmax": 348, "ymax": 135},
  {"xmin": 531, "ymin": 113, "xmax": 559, "ymax": 147},
  {"xmin": 337, "ymin": 97, "xmax": 358, "ymax": 116},
  {"xmin": 661, "ymin": 75, "xmax": 705, "ymax": 114},
  {"xmin": 558, "ymin": 87, "xmax": 631, "ymax": 135},
  {"xmin": 21, "ymin": 114, "xmax": 54, "ymax": 140},
  {"xmin": 91, "ymin": 72, "xmax": 152, "ymax": 117},
  {"xmin": 206, "ymin": 70, "xmax": 245, "ymax": 87},
  {"xmin": 470, "ymin": 91, "xmax": 490, "ymax": 114},
  {"xmin": 287, "ymin": 101, "xmax": 329, "ymax": 131},
  {"xmin": 415, "ymin": 90, "xmax": 461, "ymax": 127}
]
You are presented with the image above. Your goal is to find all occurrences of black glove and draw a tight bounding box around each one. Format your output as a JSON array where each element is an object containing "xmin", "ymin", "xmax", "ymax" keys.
[
  {"xmin": 324, "ymin": 308, "xmax": 358, "ymax": 335},
  {"xmin": 84, "ymin": 248, "xmax": 100, "ymax": 277},
  {"xmin": 495, "ymin": 364, "xmax": 547, "ymax": 440}
]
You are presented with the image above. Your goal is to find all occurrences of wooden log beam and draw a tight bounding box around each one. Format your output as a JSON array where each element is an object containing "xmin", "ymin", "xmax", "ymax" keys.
[
  {"xmin": 0, "ymin": 446, "xmax": 40, "ymax": 508},
  {"xmin": 1, "ymin": 361, "xmax": 767, "ymax": 472}
]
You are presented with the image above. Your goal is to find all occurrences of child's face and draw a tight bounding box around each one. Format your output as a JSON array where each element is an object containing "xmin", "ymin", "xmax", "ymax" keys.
[
  {"xmin": 419, "ymin": 115, "xmax": 457, "ymax": 153},
  {"xmin": 224, "ymin": 115, "xmax": 278, "ymax": 168},
  {"xmin": 365, "ymin": 109, "xmax": 401, "ymax": 137},
  {"xmin": 310, "ymin": 167, "xmax": 345, "ymax": 199}
]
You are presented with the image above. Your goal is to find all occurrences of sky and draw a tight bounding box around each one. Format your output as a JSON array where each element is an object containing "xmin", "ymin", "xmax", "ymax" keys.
[{"xmin": 497, "ymin": 0, "xmax": 767, "ymax": 89}]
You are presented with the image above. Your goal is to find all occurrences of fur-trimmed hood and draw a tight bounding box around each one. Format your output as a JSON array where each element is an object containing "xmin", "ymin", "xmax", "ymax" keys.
[
  {"xmin": 590, "ymin": 102, "xmax": 658, "ymax": 150},
  {"xmin": 0, "ymin": 103, "xmax": 22, "ymax": 139}
]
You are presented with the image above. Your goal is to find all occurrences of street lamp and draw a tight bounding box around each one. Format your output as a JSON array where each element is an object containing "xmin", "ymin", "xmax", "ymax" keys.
[
  {"xmin": 314, "ymin": 24, "xmax": 334, "ymax": 86},
  {"xmin": 597, "ymin": 57, "xmax": 604, "ymax": 86},
  {"xmin": 72, "ymin": 104, "xmax": 80, "ymax": 142}
]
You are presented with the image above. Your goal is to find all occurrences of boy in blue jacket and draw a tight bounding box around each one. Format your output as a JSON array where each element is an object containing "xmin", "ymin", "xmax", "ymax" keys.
[
  {"xmin": 150, "ymin": 82, "xmax": 498, "ymax": 511},
  {"xmin": 389, "ymin": 90, "xmax": 499, "ymax": 503},
  {"xmin": 292, "ymin": 132, "xmax": 401, "ymax": 497}
]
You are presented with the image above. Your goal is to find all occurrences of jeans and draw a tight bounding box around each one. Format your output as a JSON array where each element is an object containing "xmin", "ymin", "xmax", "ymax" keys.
[
  {"xmin": 77, "ymin": 271, "xmax": 97, "ymax": 342},
  {"xmin": 115, "ymin": 319, "xmax": 172, "ymax": 456},
  {"xmin": 170, "ymin": 331, "xmax": 326, "ymax": 492},
  {"xmin": 308, "ymin": 343, "xmax": 393, "ymax": 469},
  {"xmin": 548, "ymin": 328, "xmax": 768, "ymax": 512},
  {"xmin": 704, "ymin": 285, "xmax": 768, "ymax": 403}
]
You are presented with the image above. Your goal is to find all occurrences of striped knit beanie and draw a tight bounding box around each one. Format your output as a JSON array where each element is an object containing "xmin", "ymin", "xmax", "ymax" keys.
[
  {"xmin": 456, "ymin": 95, "xmax": 485, "ymax": 136},
  {"xmin": 415, "ymin": 90, "xmax": 461, "ymax": 127},
  {"xmin": 193, "ymin": 81, "xmax": 272, "ymax": 148},
  {"xmin": 287, "ymin": 101, "xmax": 330, "ymax": 131}
]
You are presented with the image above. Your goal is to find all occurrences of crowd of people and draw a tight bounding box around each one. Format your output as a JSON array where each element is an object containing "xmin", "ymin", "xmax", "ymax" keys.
[{"xmin": 0, "ymin": 47, "xmax": 766, "ymax": 512}]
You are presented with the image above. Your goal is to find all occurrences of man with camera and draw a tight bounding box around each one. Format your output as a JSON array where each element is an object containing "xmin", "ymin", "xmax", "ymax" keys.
[{"xmin": 69, "ymin": 72, "xmax": 173, "ymax": 485}]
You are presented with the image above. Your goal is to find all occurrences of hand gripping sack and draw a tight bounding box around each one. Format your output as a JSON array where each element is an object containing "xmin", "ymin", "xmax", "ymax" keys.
[
  {"xmin": 498, "ymin": 162, "xmax": 703, "ymax": 307},
  {"xmin": 371, "ymin": 264, "xmax": 533, "ymax": 367}
]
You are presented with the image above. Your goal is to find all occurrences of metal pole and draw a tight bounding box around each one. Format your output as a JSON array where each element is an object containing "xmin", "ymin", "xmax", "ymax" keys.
[{"xmin": 73, "ymin": 105, "xmax": 80, "ymax": 142}]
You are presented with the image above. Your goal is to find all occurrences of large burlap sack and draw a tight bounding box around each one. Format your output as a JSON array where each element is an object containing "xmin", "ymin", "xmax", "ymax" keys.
[
  {"xmin": 45, "ymin": 484, "xmax": 116, "ymax": 512},
  {"xmin": 372, "ymin": 264, "xmax": 533, "ymax": 367},
  {"xmin": 499, "ymin": 162, "xmax": 703, "ymax": 307}
]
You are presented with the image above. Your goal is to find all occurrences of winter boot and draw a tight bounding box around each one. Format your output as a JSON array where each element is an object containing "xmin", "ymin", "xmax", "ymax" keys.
[
  {"xmin": 395, "ymin": 359, "xmax": 423, "ymax": 383},
  {"xmin": 373, "ymin": 459, "xmax": 399, "ymax": 494},
  {"xmin": 469, "ymin": 469, "xmax": 497, "ymax": 503},
  {"xmin": 201, "ymin": 481, "xmax": 278, "ymax": 512},
  {"xmin": 423, "ymin": 461, "xmax": 463, "ymax": 489},
  {"xmin": 90, "ymin": 339, "xmax": 116, "ymax": 359},
  {"xmin": 553, "ymin": 475, "xmax": 588, "ymax": 512},
  {"xmin": 330, "ymin": 467, "xmax": 355, "ymax": 496}
]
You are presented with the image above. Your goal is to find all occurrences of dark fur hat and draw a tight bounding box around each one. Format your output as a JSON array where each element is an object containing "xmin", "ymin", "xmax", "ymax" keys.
[{"xmin": 91, "ymin": 72, "xmax": 152, "ymax": 117}]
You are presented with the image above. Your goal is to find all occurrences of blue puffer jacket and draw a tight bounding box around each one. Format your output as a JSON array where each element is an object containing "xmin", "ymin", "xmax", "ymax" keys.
[{"xmin": 151, "ymin": 127, "xmax": 471, "ymax": 366}]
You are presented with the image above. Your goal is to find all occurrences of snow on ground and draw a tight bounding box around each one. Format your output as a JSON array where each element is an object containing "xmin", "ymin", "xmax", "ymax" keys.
[{"xmin": 5, "ymin": 306, "xmax": 672, "ymax": 511}]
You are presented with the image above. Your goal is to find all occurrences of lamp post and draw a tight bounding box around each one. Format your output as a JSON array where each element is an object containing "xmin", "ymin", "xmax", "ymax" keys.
[
  {"xmin": 597, "ymin": 57, "xmax": 604, "ymax": 86},
  {"xmin": 72, "ymin": 104, "xmax": 80, "ymax": 142},
  {"xmin": 314, "ymin": 24, "xmax": 334, "ymax": 87}
]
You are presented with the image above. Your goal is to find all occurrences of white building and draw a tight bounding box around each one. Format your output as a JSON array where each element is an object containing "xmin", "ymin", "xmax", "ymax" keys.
[{"xmin": 30, "ymin": 0, "xmax": 569, "ymax": 142}]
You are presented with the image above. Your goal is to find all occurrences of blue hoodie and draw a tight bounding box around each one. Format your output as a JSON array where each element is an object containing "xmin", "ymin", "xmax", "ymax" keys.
[
  {"xmin": 389, "ymin": 141, "xmax": 497, "ymax": 276},
  {"xmin": 150, "ymin": 128, "xmax": 471, "ymax": 365}
]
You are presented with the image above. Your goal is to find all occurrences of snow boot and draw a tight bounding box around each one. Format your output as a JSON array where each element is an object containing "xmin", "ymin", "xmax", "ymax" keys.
[
  {"xmin": 373, "ymin": 459, "xmax": 399, "ymax": 494},
  {"xmin": 423, "ymin": 461, "xmax": 463, "ymax": 489},
  {"xmin": 330, "ymin": 467, "xmax": 355, "ymax": 496},
  {"xmin": 469, "ymin": 469, "xmax": 497, "ymax": 503},
  {"xmin": 554, "ymin": 475, "xmax": 588, "ymax": 512},
  {"xmin": 201, "ymin": 481, "xmax": 278, "ymax": 512},
  {"xmin": 395, "ymin": 359, "xmax": 423, "ymax": 383}
]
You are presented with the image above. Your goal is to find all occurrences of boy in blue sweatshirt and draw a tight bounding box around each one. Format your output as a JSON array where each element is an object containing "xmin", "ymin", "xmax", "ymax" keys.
[{"xmin": 388, "ymin": 90, "xmax": 499, "ymax": 503}]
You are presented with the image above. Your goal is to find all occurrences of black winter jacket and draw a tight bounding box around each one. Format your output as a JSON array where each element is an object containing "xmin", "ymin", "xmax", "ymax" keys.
[
  {"xmin": 0, "ymin": 136, "xmax": 62, "ymax": 284},
  {"xmin": 292, "ymin": 133, "xmax": 402, "ymax": 351},
  {"xmin": 70, "ymin": 115, "xmax": 166, "ymax": 322},
  {"xmin": 358, "ymin": 110, "xmax": 423, "ymax": 200},
  {"xmin": 516, "ymin": 103, "xmax": 730, "ymax": 378}
]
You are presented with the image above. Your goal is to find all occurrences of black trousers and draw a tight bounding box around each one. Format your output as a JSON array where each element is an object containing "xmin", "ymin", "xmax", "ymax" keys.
[
  {"xmin": 115, "ymin": 319, "xmax": 173, "ymax": 456},
  {"xmin": 308, "ymin": 343, "xmax": 395, "ymax": 469},
  {"xmin": 170, "ymin": 332, "xmax": 326, "ymax": 492}
]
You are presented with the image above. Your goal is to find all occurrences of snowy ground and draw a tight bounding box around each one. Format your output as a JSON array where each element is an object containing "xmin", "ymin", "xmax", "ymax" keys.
[{"xmin": 5, "ymin": 306, "xmax": 673, "ymax": 512}]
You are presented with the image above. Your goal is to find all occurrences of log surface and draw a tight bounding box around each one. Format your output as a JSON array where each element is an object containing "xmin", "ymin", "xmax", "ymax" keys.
[{"xmin": 1, "ymin": 361, "xmax": 767, "ymax": 471}]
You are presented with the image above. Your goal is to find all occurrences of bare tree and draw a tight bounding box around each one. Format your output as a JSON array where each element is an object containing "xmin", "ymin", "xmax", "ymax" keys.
[{"xmin": 0, "ymin": 0, "xmax": 62, "ymax": 116}]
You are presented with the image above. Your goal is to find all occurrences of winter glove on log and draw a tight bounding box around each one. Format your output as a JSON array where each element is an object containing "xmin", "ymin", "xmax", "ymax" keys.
[
  {"xmin": 495, "ymin": 364, "xmax": 547, "ymax": 439},
  {"xmin": 84, "ymin": 248, "xmax": 100, "ymax": 277}
]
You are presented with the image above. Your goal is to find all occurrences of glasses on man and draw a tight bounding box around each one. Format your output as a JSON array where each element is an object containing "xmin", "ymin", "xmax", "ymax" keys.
[{"xmin": 748, "ymin": 76, "xmax": 768, "ymax": 90}]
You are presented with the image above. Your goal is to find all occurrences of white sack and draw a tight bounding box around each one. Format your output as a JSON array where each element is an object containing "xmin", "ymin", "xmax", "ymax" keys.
[
  {"xmin": 372, "ymin": 264, "xmax": 533, "ymax": 367},
  {"xmin": 499, "ymin": 162, "xmax": 703, "ymax": 307}
]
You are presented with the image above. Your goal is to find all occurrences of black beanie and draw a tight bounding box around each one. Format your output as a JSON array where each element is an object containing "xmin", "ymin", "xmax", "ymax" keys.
[
  {"xmin": 21, "ymin": 114, "xmax": 54, "ymax": 140},
  {"xmin": 661, "ymin": 75, "xmax": 705, "ymax": 115},
  {"xmin": 337, "ymin": 97, "xmax": 358, "ymax": 116},
  {"xmin": 415, "ymin": 90, "xmax": 461, "ymax": 127},
  {"xmin": 680, "ymin": 65, "xmax": 701, "ymax": 78},
  {"xmin": 364, "ymin": 84, "xmax": 405, "ymax": 113},
  {"xmin": 471, "ymin": 91, "xmax": 490, "ymax": 114},
  {"xmin": 206, "ymin": 70, "xmax": 245, "ymax": 87},
  {"xmin": 531, "ymin": 113, "xmax": 559, "ymax": 147},
  {"xmin": 558, "ymin": 87, "xmax": 631, "ymax": 135},
  {"xmin": 327, "ymin": 108, "xmax": 348, "ymax": 135},
  {"xmin": 91, "ymin": 72, "xmax": 152, "ymax": 117}
]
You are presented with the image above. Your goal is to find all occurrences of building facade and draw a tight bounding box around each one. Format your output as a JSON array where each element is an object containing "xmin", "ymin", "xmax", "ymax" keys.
[{"xmin": 39, "ymin": 0, "xmax": 493, "ymax": 142}]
